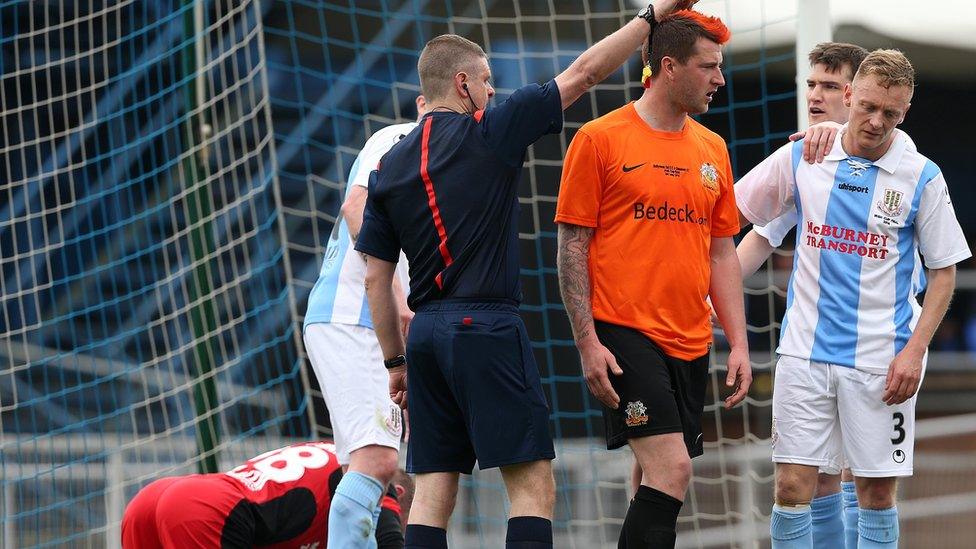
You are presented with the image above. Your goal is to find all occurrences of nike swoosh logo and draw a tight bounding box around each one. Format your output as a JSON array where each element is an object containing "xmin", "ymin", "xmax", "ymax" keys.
[{"xmin": 622, "ymin": 163, "xmax": 646, "ymax": 173}]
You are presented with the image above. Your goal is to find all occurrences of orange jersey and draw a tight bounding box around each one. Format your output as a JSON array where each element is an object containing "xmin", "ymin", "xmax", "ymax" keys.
[{"xmin": 555, "ymin": 103, "xmax": 739, "ymax": 360}]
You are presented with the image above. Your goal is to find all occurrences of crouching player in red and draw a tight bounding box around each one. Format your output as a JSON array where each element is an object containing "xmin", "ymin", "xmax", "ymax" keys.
[{"xmin": 121, "ymin": 441, "xmax": 412, "ymax": 548}]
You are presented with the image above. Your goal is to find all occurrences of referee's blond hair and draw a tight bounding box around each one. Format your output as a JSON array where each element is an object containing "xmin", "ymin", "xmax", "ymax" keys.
[
  {"xmin": 418, "ymin": 34, "xmax": 487, "ymax": 101},
  {"xmin": 854, "ymin": 49, "xmax": 916, "ymax": 91}
]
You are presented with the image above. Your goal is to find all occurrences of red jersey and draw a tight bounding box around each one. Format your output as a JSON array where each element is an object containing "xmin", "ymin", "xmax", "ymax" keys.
[{"xmin": 122, "ymin": 441, "xmax": 343, "ymax": 549}]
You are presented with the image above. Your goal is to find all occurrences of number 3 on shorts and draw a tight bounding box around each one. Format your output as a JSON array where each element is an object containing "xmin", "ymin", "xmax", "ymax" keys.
[{"xmin": 891, "ymin": 412, "xmax": 905, "ymax": 445}]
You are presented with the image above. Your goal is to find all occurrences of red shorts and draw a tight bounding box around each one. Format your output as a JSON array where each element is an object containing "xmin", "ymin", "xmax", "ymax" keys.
[{"xmin": 121, "ymin": 475, "xmax": 246, "ymax": 548}]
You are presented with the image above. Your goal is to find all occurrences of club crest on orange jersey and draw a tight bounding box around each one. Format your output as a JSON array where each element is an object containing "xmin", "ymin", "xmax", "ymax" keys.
[
  {"xmin": 624, "ymin": 401, "xmax": 649, "ymax": 427},
  {"xmin": 699, "ymin": 162, "xmax": 719, "ymax": 192}
]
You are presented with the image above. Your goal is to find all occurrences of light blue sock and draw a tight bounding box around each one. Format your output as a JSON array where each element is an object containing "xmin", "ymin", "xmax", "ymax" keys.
[
  {"xmin": 328, "ymin": 471, "xmax": 384, "ymax": 548},
  {"xmin": 841, "ymin": 481, "xmax": 858, "ymax": 549},
  {"xmin": 858, "ymin": 506, "xmax": 899, "ymax": 548},
  {"xmin": 368, "ymin": 501, "xmax": 382, "ymax": 549},
  {"xmin": 771, "ymin": 504, "xmax": 813, "ymax": 548},
  {"xmin": 810, "ymin": 492, "xmax": 844, "ymax": 549}
]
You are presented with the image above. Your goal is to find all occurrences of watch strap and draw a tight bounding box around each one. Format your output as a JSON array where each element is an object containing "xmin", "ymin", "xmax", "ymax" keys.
[{"xmin": 384, "ymin": 354, "xmax": 406, "ymax": 369}]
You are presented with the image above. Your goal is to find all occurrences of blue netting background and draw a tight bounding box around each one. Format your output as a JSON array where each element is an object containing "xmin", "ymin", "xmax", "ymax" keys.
[
  {"xmin": 264, "ymin": 1, "xmax": 797, "ymax": 546},
  {"xmin": 1, "ymin": 1, "xmax": 309, "ymax": 546},
  {"xmin": 0, "ymin": 0, "xmax": 798, "ymax": 546}
]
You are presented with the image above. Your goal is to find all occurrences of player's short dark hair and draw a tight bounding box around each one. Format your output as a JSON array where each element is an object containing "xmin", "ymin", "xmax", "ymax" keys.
[
  {"xmin": 808, "ymin": 42, "xmax": 870, "ymax": 80},
  {"xmin": 645, "ymin": 10, "xmax": 731, "ymax": 76},
  {"xmin": 418, "ymin": 34, "xmax": 487, "ymax": 101}
]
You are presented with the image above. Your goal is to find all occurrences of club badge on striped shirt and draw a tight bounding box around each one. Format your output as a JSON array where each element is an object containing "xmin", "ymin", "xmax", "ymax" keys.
[{"xmin": 877, "ymin": 188, "xmax": 905, "ymax": 217}]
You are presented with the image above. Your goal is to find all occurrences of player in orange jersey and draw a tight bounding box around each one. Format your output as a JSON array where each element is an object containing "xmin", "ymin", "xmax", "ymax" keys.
[{"xmin": 556, "ymin": 10, "xmax": 751, "ymax": 548}]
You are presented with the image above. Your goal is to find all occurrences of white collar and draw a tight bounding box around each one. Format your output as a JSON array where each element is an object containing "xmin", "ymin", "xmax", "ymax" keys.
[{"xmin": 824, "ymin": 126, "xmax": 910, "ymax": 175}]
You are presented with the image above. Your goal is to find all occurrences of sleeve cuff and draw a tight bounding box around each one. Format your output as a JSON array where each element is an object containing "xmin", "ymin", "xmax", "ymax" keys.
[
  {"xmin": 737, "ymin": 202, "xmax": 772, "ymax": 228},
  {"xmin": 546, "ymin": 79, "xmax": 564, "ymax": 134},
  {"xmin": 353, "ymin": 242, "xmax": 400, "ymax": 263},
  {"xmin": 924, "ymin": 249, "xmax": 973, "ymax": 270},
  {"xmin": 554, "ymin": 213, "xmax": 598, "ymax": 228},
  {"xmin": 753, "ymin": 223, "xmax": 784, "ymax": 247},
  {"xmin": 711, "ymin": 225, "xmax": 741, "ymax": 238}
]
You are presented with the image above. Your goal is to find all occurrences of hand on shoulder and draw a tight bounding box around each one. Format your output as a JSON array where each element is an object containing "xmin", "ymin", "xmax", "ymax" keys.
[{"xmin": 789, "ymin": 121, "xmax": 843, "ymax": 164}]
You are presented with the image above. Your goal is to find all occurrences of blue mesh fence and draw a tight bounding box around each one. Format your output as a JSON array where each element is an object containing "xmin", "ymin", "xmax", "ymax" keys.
[
  {"xmin": 1, "ymin": 1, "xmax": 307, "ymax": 546},
  {"xmin": 0, "ymin": 0, "xmax": 799, "ymax": 546},
  {"xmin": 264, "ymin": 1, "xmax": 797, "ymax": 546}
]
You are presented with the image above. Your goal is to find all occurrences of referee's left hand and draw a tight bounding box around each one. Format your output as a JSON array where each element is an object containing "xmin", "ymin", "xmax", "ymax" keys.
[{"xmin": 723, "ymin": 347, "xmax": 752, "ymax": 409}]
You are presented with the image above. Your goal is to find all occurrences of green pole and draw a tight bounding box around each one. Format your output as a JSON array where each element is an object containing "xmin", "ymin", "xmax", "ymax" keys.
[{"xmin": 181, "ymin": 0, "xmax": 221, "ymax": 474}]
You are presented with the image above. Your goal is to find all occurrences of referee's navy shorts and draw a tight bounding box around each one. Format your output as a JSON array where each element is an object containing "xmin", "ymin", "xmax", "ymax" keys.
[{"xmin": 405, "ymin": 299, "xmax": 555, "ymax": 474}]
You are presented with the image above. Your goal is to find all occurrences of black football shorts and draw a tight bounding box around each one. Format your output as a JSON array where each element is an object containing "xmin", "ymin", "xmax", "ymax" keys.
[{"xmin": 595, "ymin": 320, "xmax": 709, "ymax": 457}]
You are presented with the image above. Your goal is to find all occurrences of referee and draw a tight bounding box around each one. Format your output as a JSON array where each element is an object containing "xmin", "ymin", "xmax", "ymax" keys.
[{"xmin": 356, "ymin": 2, "xmax": 699, "ymax": 548}]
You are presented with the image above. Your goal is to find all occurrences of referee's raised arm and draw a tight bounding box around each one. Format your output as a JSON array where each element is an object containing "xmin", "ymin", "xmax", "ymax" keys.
[{"xmin": 554, "ymin": 1, "xmax": 698, "ymax": 110}]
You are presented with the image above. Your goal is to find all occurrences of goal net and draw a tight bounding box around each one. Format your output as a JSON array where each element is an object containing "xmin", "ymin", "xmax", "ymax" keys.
[
  {"xmin": 1, "ymin": 1, "xmax": 306, "ymax": 546},
  {"xmin": 263, "ymin": 0, "xmax": 798, "ymax": 547},
  {"xmin": 264, "ymin": 1, "xmax": 976, "ymax": 547}
]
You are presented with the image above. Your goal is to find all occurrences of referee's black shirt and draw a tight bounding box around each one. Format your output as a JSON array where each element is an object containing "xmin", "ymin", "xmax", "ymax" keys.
[{"xmin": 356, "ymin": 80, "xmax": 563, "ymax": 310}]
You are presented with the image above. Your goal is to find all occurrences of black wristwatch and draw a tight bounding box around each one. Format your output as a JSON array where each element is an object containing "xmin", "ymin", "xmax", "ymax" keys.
[
  {"xmin": 637, "ymin": 3, "xmax": 656, "ymax": 30},
  {"xmin": 384, "ymin": 354, "xmax": 406, "ymax": 369}
]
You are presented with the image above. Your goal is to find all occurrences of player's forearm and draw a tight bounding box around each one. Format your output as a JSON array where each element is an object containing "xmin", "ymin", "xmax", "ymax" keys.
[
  {"xmin": 553, "ymin": 17, "xmax": 649, "ymax": 110},
  {"xmin": 364, "ymin": 257, "xmax": 405, "ymax": 359},
  {"xmin": 557, "ymin": 223, "xmax": 598, "ymax": 347},
  {"xmin": 555, "ymin": 2, "xmax": 696, "ymax": 108},
  {"xmin": 737, "ymin": 230, "xmax": 776, "ymax": 279},
  {"xmin": 710, "ymin": 239, "xmax": 749, "ymax": 350},
  {"xmin": 392, "ymin": 267, "xmax": 409, "ymax": 312},
  {"xmin": 903, "ymin": 266, "xmax": 956, "ymax": 356},
  {"xmin": 340, "ymin": 186, "xmax": 368, "ymax": 241}
]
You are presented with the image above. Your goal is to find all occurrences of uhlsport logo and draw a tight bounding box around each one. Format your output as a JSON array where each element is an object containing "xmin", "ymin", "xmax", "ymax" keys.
[
  {"xmin": 838, "ymin": 182, "xmax": 869, "ymax": 194},
  {"xmin": 892, "ymin": 449, "xmax": 906, "ymax": 464},
  {"xmin": 877, "ymin": 188, "xmax": 905, "ymax": 217},
  {"xmin": 322, "ymin": 241, "xmax": 341, "ymax": 271},
  {"xmin": 625, "ymin": 401, "xmax": 649, "ymax": 427},
  {"xmin": 699, "ymin": 162, "xmax": 719, "ymax": 192}
]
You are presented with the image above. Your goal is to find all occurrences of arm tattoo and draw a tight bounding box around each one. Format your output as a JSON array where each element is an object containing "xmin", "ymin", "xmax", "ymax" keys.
[{"xmin": 557, "ymin": 223, "xmax": 595, "ymax": 342}]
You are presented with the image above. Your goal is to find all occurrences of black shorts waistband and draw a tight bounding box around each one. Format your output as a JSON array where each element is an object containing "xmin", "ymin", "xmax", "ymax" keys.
[{"xmin": 415, "ymin": 298, "xmax": 520, "ymax": 314}]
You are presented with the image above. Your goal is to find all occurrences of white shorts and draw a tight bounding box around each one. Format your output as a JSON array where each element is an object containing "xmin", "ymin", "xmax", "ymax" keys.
[
  {"xmin": 771, "ymin": 355, "xmax": 915, "ymax": 478},
  {"xmin": 303, "ymin": 323, "xmax": 402, "ymax": 465}
]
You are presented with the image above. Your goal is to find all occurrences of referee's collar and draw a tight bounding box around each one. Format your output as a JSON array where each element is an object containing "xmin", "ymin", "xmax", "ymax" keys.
[{"xmin": 825, "ymin": 125, "xmax": 910, "ymax": 174}]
